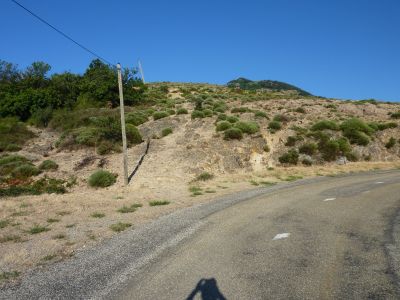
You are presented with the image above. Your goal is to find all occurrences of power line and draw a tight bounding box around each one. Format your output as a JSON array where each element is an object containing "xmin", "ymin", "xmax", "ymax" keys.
[{"xmin": 11, "ymin": 0, "xmax": 114, "ymax": 66}]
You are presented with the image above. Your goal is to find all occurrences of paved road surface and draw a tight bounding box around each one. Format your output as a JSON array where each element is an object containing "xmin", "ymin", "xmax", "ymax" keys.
[
  {"xmin": 114, "ymin": 171, "xmax": 400, "ymax": 299},
  {"xmin": 1, "ymin": 170, "xmax": 400, "ymax": 299}
]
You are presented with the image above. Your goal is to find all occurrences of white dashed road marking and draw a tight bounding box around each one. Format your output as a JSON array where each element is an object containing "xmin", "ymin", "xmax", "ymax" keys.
[
  {"xmin": 273, "ymin": 233, "xmax": 290, "ymax": 240},
  {"xmin": 375, "ymin": 182, "xmax": 384, "ymax": 184},
  {"xmin": 323, "ymin": 198, "xmax": 336, "ymax": 202}
]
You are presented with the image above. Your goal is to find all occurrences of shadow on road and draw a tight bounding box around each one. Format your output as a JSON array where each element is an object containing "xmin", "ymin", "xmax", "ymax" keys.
[{"xmin": 186, "ymin": 278, "xmax": 227, "ymax": 300}]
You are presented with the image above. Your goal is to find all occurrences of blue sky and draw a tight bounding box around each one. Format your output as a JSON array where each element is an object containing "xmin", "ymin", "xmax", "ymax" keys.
[{"xmin": 1, "ymin": 0, "xmax": 400, "ymax": 101}]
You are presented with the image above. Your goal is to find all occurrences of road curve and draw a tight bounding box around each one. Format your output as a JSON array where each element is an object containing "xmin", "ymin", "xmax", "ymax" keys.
[{"xmin": 1, "ymin": 170, "xmax": 400, "ymax": 299}]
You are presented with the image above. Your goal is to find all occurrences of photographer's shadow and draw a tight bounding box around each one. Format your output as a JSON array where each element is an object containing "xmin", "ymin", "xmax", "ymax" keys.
[{"xmin": 186, "ymin": 278, "xmax": 227, "ymax": 300}]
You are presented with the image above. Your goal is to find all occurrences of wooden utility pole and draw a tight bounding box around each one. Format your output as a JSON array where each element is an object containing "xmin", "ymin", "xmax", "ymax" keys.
[
  {"xmin": 138, "ymin": 60, "xmax": 145, "ymax": 84},
  {"xmin": 117, "ymin": 63, "xmax": 129, "ymax": 185}
]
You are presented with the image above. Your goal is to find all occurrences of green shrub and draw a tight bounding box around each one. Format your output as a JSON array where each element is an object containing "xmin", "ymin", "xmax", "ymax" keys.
[
  {"xmin": 125, "ymin": 112, "xmax": 148, "ymax": 126},
  {"xmin": 385, "ymin": 137, "xmax": 396, "ymax": 149},
  {"xmin": 110, "ymin": 222, "xmax": 131, "ymax": 232},
  {"xmin": 311, "ymin": 120, "xmax": 339, "ymax": 131},
  {"xmin": 217, "ymin": 113, "xmax": 227, "ymax": 121},
  {"xmin": 167, "ymin": 109, "xmax": 176, "ymax": 115},
  {"xmin": 0, "ymin": 118, "xmax": 35, "ymax": 152},
  {"xmin": 88, "ymin": 170, "xmax": 116, "ymax": 188},
  {"xmin": 337, "ymin": 137, "xmax": 351, "ymax": 154},
  {"xmin": 126, "ymin": 124, "xmax": 143, "ymax": 145},
  {"xmin": 29, "ymin": 107, "xmax": 53, "ymax": 128},
  {"xmin": 278, "ymin": 149, "xmax": 299, "ymax": 165},
  {"xmin": 161, "ymin": 127, "xmax": 173, "ymax": 137},
  {"xmin": 117, "ymin": 203, "xmax": 142, "ymax": 213},
  {"xmin": 0, "ymin": 177, "xmax": 67, "ymax": 197},
  {"xmin": 149, "ymin": 200, "xmax": 170, "ymax": 206},
  {"xmin": 12, "ymin": 164, "xmax": 40, "ymax": 179},
  {"xmin": 177, "ymin": 108, "xmax": 188, "ymax": 115},
  {"xmin": 273, "ymin": 114, "xmax": 289, "ymax": 123},
  {"xmin": 75, "ymin": 127, "xmax": 98, "ymax": 146},
  {"xmin": 302, "ymin": 158, "xmax": 313, "ymax": 166},
  {"xmin": 295, "ymin": 107, "xmax": 306, "ymax": 113},
  {"xmin": 39, "ymin": 160, "xmax": 58, "ymax": 171},
  {"xmin": 390, "ymin": 111, "xmax": 400, "ymax": 119},
  {"xmin": 196, "ymin": 172, "xmax": 214, "ymax": 181},
  {"xmin": 153, "ymin": 111, "xmax": 169, "ymax": 120},
  {"xmin": 346, "ymin": 152, "xmax": 359, "ymax": 162},
  {"xmin": 299, "ymin": 143, "xmax": 317, "ymax": 155},
  {"xmin": 268, "ymin": 121, "xmax": 282, "ymax": 131},
  {"xmin": 29, "ymin": 225, "xmax": 50, "ymax": 235},
  {"xmin": 96, "ymin": 140, "xmax": 117, "ymax": 155},
  {"xmin": 4, "ymin": 144, "xmax": 21, "ymax": 152},
  {"xmin": 231, "ymin": 107, "xmax": 250, "ymax": 113},
  {"xmin": 234, "ymin": 121, "xmax": 259, "ymax": 134},
  {"xmin": 226, "ymin": 116, "xmax": 239, "ymax": 123},
  {"xmin": 203, "ymin": 109, "xmax": 213, "ymax": 117},
  {"xmin": 343, "ymin": 130, "xmax": 370, "ymax": 146},
  {"xmin": 191, "ymin": 110, "xmax": 205, "ymax": 119},
  {"xmin": 285, "ymin": 136, "xmax": 297, "ymax": 146},
  {"xmin": 340, "ymin": 118, "xmax": 374, "ymax": 136},
  {"xmin": 319, "ymin": 140, "xmax": 340, "ymax": 161},
  {"xmin": 216, "ymin": 121, "xmax": 232, "ymax": 132},
  {"xmin": 224, "ymin": 128, "xmax": 243, "ymax": 140},
  {"xmin": 263, "ymin": 144, "xmax": 270, "ymax": 152},
  {"xmin": 254, "ymin": 111, "xmax": 268, "ymax": 118}
]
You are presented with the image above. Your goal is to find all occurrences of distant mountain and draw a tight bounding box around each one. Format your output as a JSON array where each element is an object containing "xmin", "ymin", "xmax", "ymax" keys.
[{"xmin": 227, "ymin": 78, "xmax": 312, "ymax": 96}]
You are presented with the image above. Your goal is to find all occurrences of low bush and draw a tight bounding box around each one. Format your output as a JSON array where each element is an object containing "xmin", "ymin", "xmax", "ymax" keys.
[
  {"xmin": 263, "ymin": 144, "xmax": 270, "ymax": 152},
  {"xmin": 97, "ymin": 140, "xmax": 118, "ymax": 155},
  {"xmin": 231, "ymin": 107, "xmax": 250, "ymax": 113},
  {"xmin": 195, "ymin": 172, "xmax": 214, "ymax": 181},
  {"xmin": 390, "ymin": 111, "xmax": 400, "ymax": 119},
  {"xmin": 319, "ymin": 140, "xmax": 340, "ymax": 161},
  {"xmin": 203, "ymin": 109, "xmax": 213, "ymax": 117},
  {"xmin": 302, "ymin": 158, "xmax": 313, "ymax": 166},
  {"xmin": 295, "ymin": 107, "xmax": 306, "ymax": 113},
  {"xmin": 149, "ymin": 200, "xmax": 170, "ymax": 206},
  {"xmin": 234, "ymin": 121, "xmax": 259, "ymax": 134},
  {"xmin": 216, "ymin": 121, "xmax": 232, "ymax": 132},
  {"xmin": 88, "ymin": 170, "xmax": 116, "ymax": 188},
  {"xmin": 217, "ymin": 113, "xmax": 227, "ymax": 121},
  {"xmin": 126, "ymin": 124, "xmax": 143, "ymax": 145},
  {"xmin": 226, "ymin": 116, "xmax": 239, "ymax": 123},
  {"xmin": 268, "ymin": 121, "xmax": 282, "ymax": 131},
  {"xmin": 161, "ymin": 127, "xmax": 173, "ymax": 137},
  {"xmin": 273, "ymin": 114, "xmax": 289, "ymax": 123},
  {"xmin": 110, "ymin": 222, "xmax": 131, "ymax": 232},
  {"xmin": 191, "ymin": 110, "xmax": 205, "ymax": 119},
  {"xmin": 0, "ymin": 118, "xmax": 35, "ymax": 152},
  {"xmin": 153, "ymin": 111, "xmax": 169, "ymax": 120},
  {"xmin": 311, "ymin": 120, "xmax": 339, "ymax": 131},
  {"xmin": 385, "ymin": 137, "xmax": 396, "ymax": 149},
  {"xmin": 38, "ymin": 160, "xmax": 58, "ymax": 171},
  {"xmin": 177, "ymin": 108, "xmax": 188, "ymax": 115},
  {"xmin": 0, "ymin": 177, "xmax": 67, "ymax": 197},
  {"xmin": 285, "ymin": 136, "xmax": 298, "ymax": 146},
  {"xmin": 224, "ymin": 128, "xmax": 243, "ymax": 140},
  {"xmin": 117, "ymin": 203, "xmax": 142, "ymax": 213},
  {"xmin": 167, "ymin": 109, "xmax": 176, "ymax": 115},
  {"xmin": 343, "ymin": 130, "xmax": 370, "ymax": 146},
  {"xmin": 254, "ymin": 111, "xmax": 268, "ymax": 118},
  {"xmin": 340, "ymin": 118, "xmax": 374, "ymax": 136},
  {"xmin": 125, "ymin": 111, "xmax": 148, "ymax": 126},
  {"xmin": 298, "ymin": 143, "xmax": 318, "ymax": 155},
  {"xmin": 278, "ymin": 149, "xmax": 299, "ymax": 165},
  {"xmin": 337, "ymin": 137, "xmax": 351, "ymax": 154},
  {"xmin": 12, "ymin": 164, "xmax": 41, "ymax": 179}
]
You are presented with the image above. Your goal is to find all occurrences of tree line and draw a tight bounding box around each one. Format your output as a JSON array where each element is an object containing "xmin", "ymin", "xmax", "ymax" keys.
[{"xmin": 0, "ymin": 59, "xmax": 146, "ymax": 124}]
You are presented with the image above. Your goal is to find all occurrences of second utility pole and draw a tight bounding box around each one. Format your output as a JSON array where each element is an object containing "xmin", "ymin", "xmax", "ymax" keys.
[{"xmin": 117, "ymin": 63, "xmax": 129, "ymax": 185}]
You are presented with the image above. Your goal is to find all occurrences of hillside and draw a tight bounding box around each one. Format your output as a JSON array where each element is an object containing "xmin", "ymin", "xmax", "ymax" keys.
[
  {"xmin": 227, "ymin": 77, "xmax": 312, "ymax": 96},
  {"xmin": 1, "ymin": 81, "xmax": 400, "ymax": 285}
]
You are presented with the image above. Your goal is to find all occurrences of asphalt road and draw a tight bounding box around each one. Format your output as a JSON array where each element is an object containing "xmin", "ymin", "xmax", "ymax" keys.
[
  {"xmin": 114, "ymin": 171, "xmax": 400, "ymax": 300},
  {"xmin": 1, "ymin": 170, "xmax": 400, "ymax": 299}
]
